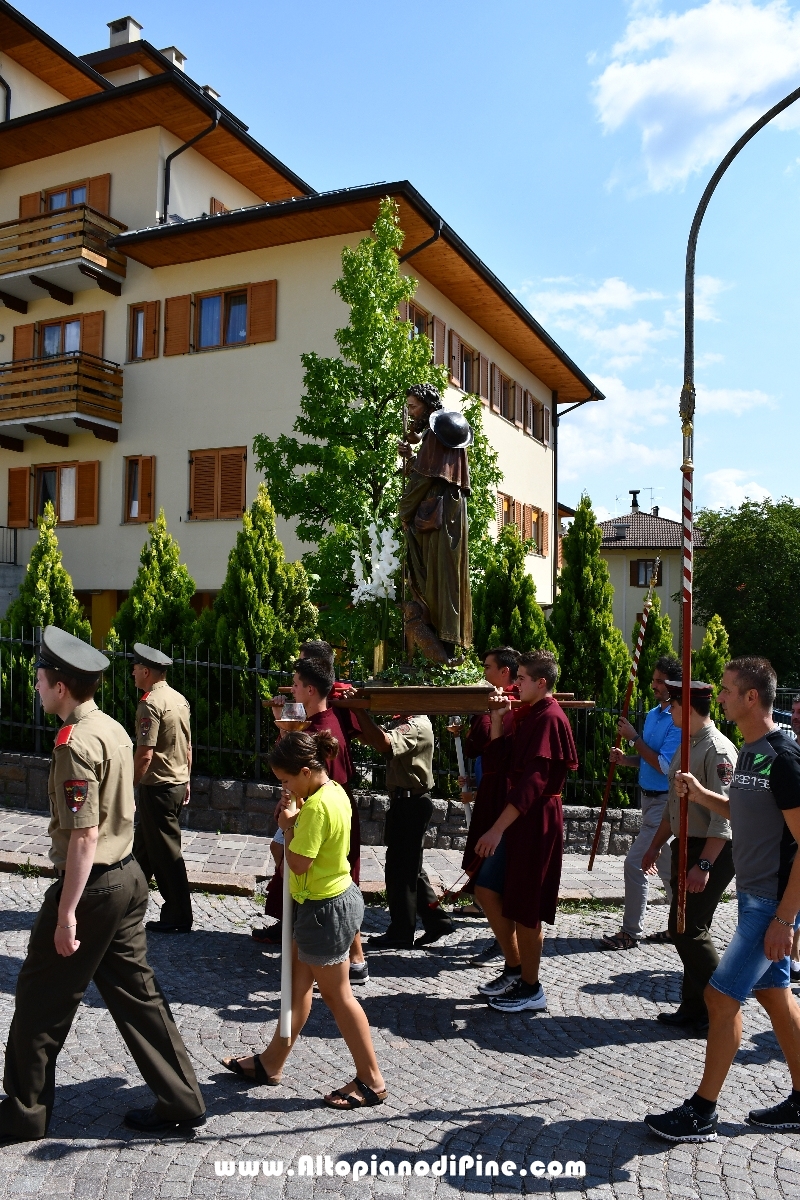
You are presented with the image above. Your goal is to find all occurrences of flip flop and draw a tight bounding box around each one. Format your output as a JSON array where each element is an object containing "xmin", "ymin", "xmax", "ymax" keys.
[
  {"xmin": 600, "ymin": 931, "xmax": 638, "ymax": 951},
  {"xmin": 220, "ymin": 1055, "xmax": 281, "ymax": 1086},
  {"xmin": 323, "ymin": 1077, "xmax": 388, "ymax": 1110}
]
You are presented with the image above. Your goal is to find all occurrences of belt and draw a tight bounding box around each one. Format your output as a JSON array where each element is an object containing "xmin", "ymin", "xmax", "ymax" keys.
[
  {"xmin": 56, "ymin": 852, "xmax": 134, "ymax": 881},
  {"xmin": 390, "ymin": 787, "xmax": 429, "ymax": 799},
  {"xmin": 641, "ymin": 789, "xmax": 668, "ymax": 797}
]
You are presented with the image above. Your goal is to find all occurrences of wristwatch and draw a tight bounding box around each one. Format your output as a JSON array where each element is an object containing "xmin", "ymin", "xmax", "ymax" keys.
[{"xmin": 697, "ymin": 859, "xmax": 712, "ymax": 873}]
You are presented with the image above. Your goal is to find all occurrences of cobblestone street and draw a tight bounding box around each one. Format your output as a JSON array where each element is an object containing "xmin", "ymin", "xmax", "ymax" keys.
[{"xmin": 0, "ymin": 877, "xmax": 795, "ymax": 1197}]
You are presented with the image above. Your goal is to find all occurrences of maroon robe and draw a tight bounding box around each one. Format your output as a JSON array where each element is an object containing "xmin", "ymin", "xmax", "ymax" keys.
[
  {"xmin": 306, "ymin": 707, "xmax": 361, "ymax": 884},
  {"xmin": 462, "ymin": 686, "xmax": 519, "ymax": 873},
  {"xmin": 480, "ymin": 695, "xmax": 578, "ymax": 928}
]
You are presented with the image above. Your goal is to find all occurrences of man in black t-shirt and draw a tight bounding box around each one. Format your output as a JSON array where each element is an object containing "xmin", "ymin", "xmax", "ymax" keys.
[{"xmin": 645, "ymin": 657, "xmax": 800, "ymax": 1144}]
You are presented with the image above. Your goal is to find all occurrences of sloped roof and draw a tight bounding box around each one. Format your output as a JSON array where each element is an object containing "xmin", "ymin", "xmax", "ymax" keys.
[
  {"xmin": 599, "ymin": 510, "xmax": 706, "ymax": 550},
  {"xmin": 0, "ymin": 0, "xmax": 110, "ymax": 99}
]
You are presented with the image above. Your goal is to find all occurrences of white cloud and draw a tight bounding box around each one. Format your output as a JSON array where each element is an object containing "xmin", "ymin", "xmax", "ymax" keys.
[
  {"xmin": 524, "ymin": 276, "xmax": 663, "ymax": 318},
  {"xmin": 696, "ymin": 384, "xmax": 772, "ymax": 414},
  {"xmin": 593, "ymin": 0, "xmax": 800, "ymax": 191},
  {"xmin": 702, "ymin": 467, "xmax": 772, "ymax": 506}
]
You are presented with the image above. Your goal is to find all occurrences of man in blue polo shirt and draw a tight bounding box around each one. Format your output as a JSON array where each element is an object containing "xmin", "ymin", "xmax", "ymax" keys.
[{"xmin": 601, "ymin": 655, "xmax": 682, "ymax": 950}]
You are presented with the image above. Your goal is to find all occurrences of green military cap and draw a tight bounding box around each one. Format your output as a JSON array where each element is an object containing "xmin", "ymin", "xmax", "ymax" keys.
[
  {"xmin": 133, "ymin": 643, "xmax": 172, "ymax": 670},
  {"xmin": 36, "ymin": 625, "xmax": 109, "ymax": 676}
]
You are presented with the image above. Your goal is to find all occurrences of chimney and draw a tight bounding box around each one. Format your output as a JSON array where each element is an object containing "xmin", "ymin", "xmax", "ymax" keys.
[
  {"xmin": 613, "ymin": 522, "xmax": 629, "ymax": 541},
  {"xmin": 108, "ymin": 16, "xmax": 142, "ymax": 46},
  {"xmin": 652, "ymin": 505, "xmax": 659, "ymax": 517},
  {"xmin": 160, "ymin": 46, "xmax": 187, "ymax": 71},
  {"xmin": 202, "ymin": 85, "xmax": 220, "ymax": 101},
  {"xmin": 629, "ymin": 489, "xmax": 640, "ymax": 511}
]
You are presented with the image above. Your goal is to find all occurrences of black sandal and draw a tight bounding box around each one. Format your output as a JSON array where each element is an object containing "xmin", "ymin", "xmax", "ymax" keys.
[
  {"xmin": 323, "ymin": 1077, "xmax": 388, "ymax": 1110},
  {"xmin": 220, "ymin": 1055, "xmax": 280, "ymax": 1086}
]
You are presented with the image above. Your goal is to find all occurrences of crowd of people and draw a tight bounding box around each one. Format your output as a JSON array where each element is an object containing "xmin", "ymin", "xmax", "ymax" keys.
[{"xmin": 0, "ymin": 626, "xmax": 799, "ymax": 1148}]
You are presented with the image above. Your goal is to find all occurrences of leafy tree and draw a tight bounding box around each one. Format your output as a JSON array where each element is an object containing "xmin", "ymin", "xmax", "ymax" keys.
[
  {"xmin": 4, "ymin": 503, "xmax": 90, "ymax": 639},
  {"xmin": 632, "ymin": 592, "xmax": 676, "ymax": 708},
  {"xmin": 693, "ymin": 612, "xmax": 731, "ymax": 725},
  {"xmin": 111, "ymin": 510, "xmax": 196, "ymax": 650},
  {"xmin": 462, "ymin": 394, "xmax": 503, "ymax": 586},
  {"xmin": 694, "ymin": 498, "xmax": 800, "ymax": 683},
  {"xmin": 472, "ymin": 523, "xmax": 554, "ymax": 656}
]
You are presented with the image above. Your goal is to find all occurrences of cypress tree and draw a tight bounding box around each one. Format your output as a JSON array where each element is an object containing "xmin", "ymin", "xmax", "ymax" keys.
[
  {"xmin": 5, "ymin": 502, "xmax": 91, "ymax": 639},
  {"xmin": 472, "ymin": 523, "xmax": 554, "ymax": 656},
  {"xmin": 693, "ymin": 613, "xmax": 731, "ymax": 724},
  {"xmin": 111, "ymin": 509, "xmax": 196, "ymax": 650},
  {"xmin": 632, "ymin": 592, "xmax": 676, "ymax": 708}
]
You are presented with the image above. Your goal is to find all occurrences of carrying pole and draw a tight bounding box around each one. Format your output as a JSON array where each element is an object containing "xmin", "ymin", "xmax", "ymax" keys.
[{"xmin": 279, "ymin": 798, "xmax": 296, "ymax": 1045}]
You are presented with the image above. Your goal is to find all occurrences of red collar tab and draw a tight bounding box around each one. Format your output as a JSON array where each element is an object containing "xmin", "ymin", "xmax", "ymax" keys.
[
  {"xmin": 55, "ymin": 724, "xmax": 75, "ymax": 748},
  {"xmin": 140, "ymin": 691, "xmax": 150, "ymax": 702}
]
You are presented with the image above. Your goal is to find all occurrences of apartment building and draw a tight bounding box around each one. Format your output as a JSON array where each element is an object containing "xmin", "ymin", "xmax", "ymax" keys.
[{"xmin": 0, "ymin": 4, "xmax": 603, "ymax": 642}]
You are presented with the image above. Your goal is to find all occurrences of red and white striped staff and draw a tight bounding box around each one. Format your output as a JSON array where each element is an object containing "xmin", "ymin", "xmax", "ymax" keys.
[
  {"xmin": 677, "ymin": 392, "xmax": 695, "ymax": 935},
  {"xmin": 588, "ymin": 557, "xmax": 661, "ymax": 871}
]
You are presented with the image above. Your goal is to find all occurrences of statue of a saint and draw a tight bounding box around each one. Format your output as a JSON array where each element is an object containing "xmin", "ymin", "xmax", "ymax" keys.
[{"xmin": 398, "ymin": 384, "xmax": 473, "ymax": 659}]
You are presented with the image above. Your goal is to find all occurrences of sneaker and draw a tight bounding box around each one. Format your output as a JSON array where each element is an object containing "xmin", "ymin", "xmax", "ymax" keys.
[
  {"xmin": 349, "ymin": 961, "xmax": 369, "ymax": 986},
  {"xmin": 644, "ymin": 1101, "xmax": 718, "ymax": 1143},
  {"xmin": 470, "ymin": 939, "xmax": 502, "ymax": 966},
  {"xmin": 477, "ymin": 966, "xmax": 521, "ymax": 997},
  {"xmin": 747, "ymin": 1095, "xmax": 800, "ymax": 1130},
  {"xmin": 487, "ymin": 980, "xmax": 548, "ymax": 1013}
]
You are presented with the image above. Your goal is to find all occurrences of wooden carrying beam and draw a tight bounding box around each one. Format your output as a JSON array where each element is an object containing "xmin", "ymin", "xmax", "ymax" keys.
[{"xmin": 322, "ymin": 685, "xmax": 596, "ymax": 716}]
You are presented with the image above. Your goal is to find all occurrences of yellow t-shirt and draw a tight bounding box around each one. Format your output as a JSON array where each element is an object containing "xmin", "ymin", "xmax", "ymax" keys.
[{"xmin": 288, "ymin": 779, "xmax": 352, "ymax": 903}]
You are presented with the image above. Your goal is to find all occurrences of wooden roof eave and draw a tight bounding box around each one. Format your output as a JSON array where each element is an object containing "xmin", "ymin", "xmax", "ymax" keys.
[{"xmin": 0, "ymin": 1, "xmax": 111, "ymax": 99}]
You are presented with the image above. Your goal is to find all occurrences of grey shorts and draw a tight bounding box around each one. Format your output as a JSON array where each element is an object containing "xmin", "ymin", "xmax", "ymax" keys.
[{"xmin": 293, "ymin": 882, "xmax": 364, "ymax": 966}]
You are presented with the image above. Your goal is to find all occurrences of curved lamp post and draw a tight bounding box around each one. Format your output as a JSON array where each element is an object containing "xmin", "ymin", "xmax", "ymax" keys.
[{"xmin": 676, "ymin": 84, "xmax": 800, "ymax": 932}]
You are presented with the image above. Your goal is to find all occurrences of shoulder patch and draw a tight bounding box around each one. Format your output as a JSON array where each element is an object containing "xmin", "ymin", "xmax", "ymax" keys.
[
  {"xmin": 63, "ymin": 780, "xmax": 88, "ymax": 813},
  {"xmin": 55, "ymin": 724, "xmax": 74, "ymax": 748},
  {"xmin": 139, "ymin": 716, "xmax": 152, "ymax": 738},
  {"xmin": 717, "ymin": 760, "xmax": 733, "ymax": 786}
]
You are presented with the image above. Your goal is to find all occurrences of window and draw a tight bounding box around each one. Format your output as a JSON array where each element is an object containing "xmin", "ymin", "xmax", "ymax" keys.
[
  {"xmin": 197, "ymin": 289, "xmax": 248, "ymax": 349},
  {"xmin": 449, "ymin": 330, "xmax": 475, "ymax": 392},
  {"xmin": 40, "ymin": 319, "xmax": 81, "ymax": 357},
  {"xmin": 13, "ymin": 312, "xmax": 105, "ymax": 362},
  {"xmin": 47, "ymin": 183, "xmax": 87, "ymax": 211},
  {"xmin": 496, "ymin": 492, "xmax": 549, "ymax": 556},
  {"xmin": 490, "ymin": 365, "xmax": 515, "ymax": 421},
  {"xmin": 128, "ymin": 302, "xmax": 160, "ymax": 361},
  {"xmin": 164, "ymin": 282, "xmax": 277, "ymax": 356},
  {"xmin": 124, "ymin": 456, "xmax": 155, "ymax": 523},
  {"xmin": 33, "ymin": 461, "xmax": 98, "ymax": 526},
  {"xmin": 524, "ymin": 392, "xmax": 552, "ymax": 445},
  {"xmin": 630, "ymin": 559, "xmax": 663, "ymax": 587},
  {"xmin": 408, "ymin": 302, "xmax": 428, "ymax": 338},
  {"xmin": 19, "ymin": 175, "xmax": 111, "ymax": 220},
  {"xmin": 189, "ymin": 447, "xmax": 246, "ymax": 520}
]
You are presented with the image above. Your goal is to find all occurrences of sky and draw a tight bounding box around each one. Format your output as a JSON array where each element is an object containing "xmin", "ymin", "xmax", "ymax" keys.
[{"xmin": 24, "ymin": 0, "xmax": 800, "ymax": 521}]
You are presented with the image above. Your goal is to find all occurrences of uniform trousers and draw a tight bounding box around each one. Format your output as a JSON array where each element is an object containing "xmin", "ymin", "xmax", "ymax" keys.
[
  {"xmin": 622, "ymin": 790, "xmax": 674, "ymax": 939},
  {"xmin": 133, "ymin": 782, "xmax": 193, "ymax": 928},
  {"xmin": 384, "ymin": 790, "xmax": 450, "ymax": 943},
  {"xmin": 667, "ymin": 836, "xmax": 735, "ymax": 1018},
  {"xmin": 0, "ymin": 858, "xmax": 204, "ymax": 1140}
]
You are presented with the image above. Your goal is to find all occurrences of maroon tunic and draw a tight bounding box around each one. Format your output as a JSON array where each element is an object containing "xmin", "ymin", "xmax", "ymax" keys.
[
  {"xmin": 305, "ymin": 707, "xmax": 361, "ymax": 884},
  {"xmin": 462, "ymin": 687, "xmax": 519, "ymax": 873},
  {"xmin": 480, "ymin": 695, "xmax": 578, "ymax": 928}
]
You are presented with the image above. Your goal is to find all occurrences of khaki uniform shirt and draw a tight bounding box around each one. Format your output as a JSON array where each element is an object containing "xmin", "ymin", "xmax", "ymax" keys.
[
  {"xmin": 48, "ymin": 701, "xmax": 135, "ymax": 869},
  {"xmin": 666, "ymin": 722, "xmax": 736, "ymax": 841},
  {"xmin": 385, "ymin": 716, "xmax": 434, "ymax": 791},
  {"xmin": 135, "ymin": 680, "xmax": 191, "ymax": 785}
]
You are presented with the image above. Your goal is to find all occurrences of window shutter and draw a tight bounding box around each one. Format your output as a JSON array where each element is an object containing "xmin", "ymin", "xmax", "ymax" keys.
[
  {"xmin": 431, "ymin": 316, "xmax": 446, "ymax": 366},
  {"xmin": 478, "ymin": 354, "xmax": 489, "ymax": 403},
  {"xmin": 398, "ymin": 300, "xmax": 409, "ymax": 322},
  {"xmin": 87, "ymin": 174, "xmax": 111, "ymax": 215},
  {"xmin": 210, "ymin": 197, "xmax": 228, "ymax": 215},
  {"xmin": 164, "ymin": 295, "xmax": 192, "ymax": 356},
  {"xmin": 541, "ymin": 511, "xmax": 549, "ymax": 555},
  {"xmin": 80, "ymin": 311, "xmax": 105, "ymax": 358},
  {"xmin": 142, "ymin": 300, "xmax": 160, "ymax": 360},
  {"xmin": 12, "ymin": 323, "xmax": 35, "ymax": 362},
  {"xmin": 496, "ymin": 491, "xmax": 505, "ymax": 531},
  {"xmin": 18, "ymin": 192, "xmax": 42, "ymax": 219},
  {"xmin": 543, "ymin": 404, "xmax": 551, "ymax": 446},
  {"xmin": 523, "ymin": 504, "xmax": 532, "ymax": 541},
  {"xmin": 513, "ymin": 499, "xmax": 522, "ymax": 529},
  {"xmin": 629, "ymin": 560, "xmax": 639, "ymax": 587},
  {"xmin": 449, "ymin": 329, "xmax": 461, "ymax": 385},
  {"xmin": 139, "ymin": 456, "xmax": 155, "ymax": 522},
  {"xmin": 246, "ymin": 280, "xmax": 277, "ymax": 344},
  {"xmin": 513, "ymin": 382, "xmax": 523, "ymax": 427},
  {"xmin": 219, "ymin": 448, "xmax": 246, "ymax": 518},
  {"xmin": 7, "ymin": 467, "xmax": 29, "ymax": 527},
  {"xmin": 490, "ymin": 363, "xmax": 501, "ymax": 412},
  {"xmin": 189, "ymin": 450, "xmax": 218, "ymax": 519},
  {"xmin": 74, "ymin": 461, "xmax": 99, "ymax": 525}
]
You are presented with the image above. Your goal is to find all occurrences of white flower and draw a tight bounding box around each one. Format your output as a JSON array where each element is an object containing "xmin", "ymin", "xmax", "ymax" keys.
[{"xmin": 351, "ymin": 523, "xmax": 401, "ymax": 606}]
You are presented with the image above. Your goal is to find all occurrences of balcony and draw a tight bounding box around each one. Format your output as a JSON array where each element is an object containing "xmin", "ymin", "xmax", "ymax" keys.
[
  {"xmin": 0, "ymin": 352, "xmax": 122, "ymax": 447},
  {"xmin": 0, "ymin": 206, "xmax": 127, "ymax": 311}
]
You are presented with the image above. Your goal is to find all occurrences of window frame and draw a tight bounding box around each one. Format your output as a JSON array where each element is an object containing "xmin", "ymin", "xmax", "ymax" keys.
[
  {"xmin": 458, "ymin": 338, "xmax": 476, "ymax": 393},
  {"xmin": 123, "ymin": 455, "xmax": 155, "ymax": 524},
  {"xmin": 194, "ymin": 285, "xmax": 250, "ymax": 352},
  {"xmin": 34, "ymin": 460, "xmax": 99, "ymax": 527},
  {"xmin": 407, "ymin": 302, "xmax": 429, "ymax": 340},
  {"xmin": 45, "ymin": 179, "xmax": 88, "ymax": 211},
  {"xmin": 129, "ymin": 305, "xmax": 146, "ymax": 361},
  {"xmin": 39, "ymin": 316, "xmax": 82, "ymax": 358},
  {"xmin": 630, "ymin": 559, "xmax": 663, "ymax": 588}
]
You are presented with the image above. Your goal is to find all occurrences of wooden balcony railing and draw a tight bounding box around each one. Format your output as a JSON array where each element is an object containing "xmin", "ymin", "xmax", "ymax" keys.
[
  {"xmin": 0, "ymin": 205, "xmax": 127, "ymax": 281},
  {"xmin": 0, "ymin": 353, "xmax": 123, "ymax": 426}
]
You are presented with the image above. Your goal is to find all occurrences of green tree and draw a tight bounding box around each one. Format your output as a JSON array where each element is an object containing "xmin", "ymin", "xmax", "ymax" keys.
[
  {"xmin": 632, "ymin": 592, "xmax": 676, "ymax": 708},
  {"xmin": 111, "ymin": 510, "xmax": 196, "ymax": 650},
  {"xmin": 694, "ymin": 498, "xmax": 800, "ymax": 683},
  {"xmin": 472, "ymin": 523, "xmax": 554, "ymax": 656},
  {"xmin": 462, "ymin": 394, "xmax": 503, "ymax": 586},
  {"xmin": 5, "ymin": 503, "xmax": 91, "ymax": 639},
  {"xmin": 693, "ymin": 612, "xmax": 731, "ymax": 724}
]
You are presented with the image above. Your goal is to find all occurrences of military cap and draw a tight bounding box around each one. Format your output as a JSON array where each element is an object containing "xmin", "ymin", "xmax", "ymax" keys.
[
  {"xmin": 429, "ymin": 408, "xmax": 474, "ymax": 449},
  {"xmin": 667, "ymin": 679, "xmax": 714, "ymax": 701},
  {"xmin": 133, "ymin": 643, "xmax": 172, "ymax": 670},
  {"xmin": 36, "ymin": 625, "xmax": 109, "ymax": 676}
]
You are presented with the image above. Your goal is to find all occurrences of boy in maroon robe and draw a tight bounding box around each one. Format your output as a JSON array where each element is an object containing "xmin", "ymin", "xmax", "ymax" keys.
[{"xmin": 472, "ymin": 650, "xmax": 577, "ymax": 1013}]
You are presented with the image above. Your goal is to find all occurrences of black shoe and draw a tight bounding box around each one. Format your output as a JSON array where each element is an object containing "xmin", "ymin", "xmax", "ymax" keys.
[
  {"xmin": 747, "ymin": 1095, "xmax": 800, "ymax": 1130},
  {"xmin": 644, "ymin": 1101, "xmax": 718, "ymax": 1143},
  {"xmin": 349, "ymin": 960, "xmax": 369, "ymax": 985},
  {"xmin": 416, "ymin": 924, "xmax": 455, "ymax": 947},
  {"xmin": 124, "ymin": 1106, "xmax": 206, "ymax": 1134},
  {"xmin": 251, "ymin": 924, "xmax": 282, "ymax": 945},
  {"xmin": 146, "ymin": 921, "xmax": 192, "ymax": 934},
  {"xmin": 657, "ymin": 1009, "xmax": 707, "ymax": 1028},
  {"xmin": 470, "ymin": 938, "xmax": 502, "ymax": 966},
  {"xmin": 487, "ymin": 980, "xmax": 547, "ymax": 1013},
  {"xmin": 365, "ymin": 933, "xmax": 415, "ymax": 950}
]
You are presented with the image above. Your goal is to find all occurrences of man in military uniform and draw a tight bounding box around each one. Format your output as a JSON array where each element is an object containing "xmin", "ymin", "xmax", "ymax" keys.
[
  {"xmin": 131, "ymin": 644, "xmax": 193, "ymax": 934},
  {"xmin": 0, "ymin": 627, "xmax": 205, "ymax": 1142},
  {"xmin": 355, "ymin": 710, "xmax": 455, "ymax": 949}
]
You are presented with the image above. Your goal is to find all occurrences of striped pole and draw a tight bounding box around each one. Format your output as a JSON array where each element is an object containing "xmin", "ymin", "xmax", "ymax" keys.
[
  {"xmin": 677, "ymin": 401, "xmax": 695, "ymax": 935},
  {"xmin": 588, "ymin": 558, "xmax": 660, "ymax": 870}
]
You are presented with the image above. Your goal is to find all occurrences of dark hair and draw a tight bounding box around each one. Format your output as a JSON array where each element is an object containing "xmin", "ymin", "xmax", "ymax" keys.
[
  {"xmin": 792, "ymin": 694, "xmax": 800, "ymax": 706},
  {"xmin": 484, "ymin": 646, "xmax": 520, "ymax": 679},
  {"xmin": 517, "ymin": 650, "xmax": 559, "ymax": 690},
  {"xmin": 406, "ymin": 383, "xmax": 443, "ymax": 412},
  {"xmin": 654, "ymin": 655, "xmax": 682, "ymax": 680},
  {"xmin": 42, "ymin": 667, "xmax": 100, "ymax": 704},
  {"xmin": 269, "ymin": 729, "xmax": 338, "ymax": 775},
  {"xmin": 691, "ymin": 695, "xmax": 712, "ymax": 718},
  {"xmin": 299, "ymin": 639, "xmax": 334, "ymax": 665},
  {"xmin": 727, "ymin": 656, "xmax": 777, "ymax": 711},
  {"xmin": 293, "ymin": 656, "xmax": 334, "ymax": 698}
]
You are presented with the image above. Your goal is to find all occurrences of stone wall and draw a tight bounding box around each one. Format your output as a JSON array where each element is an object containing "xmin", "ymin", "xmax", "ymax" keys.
[{"xmin": 0, "ymin": 752, "xmax": 642, "ymax": 854}]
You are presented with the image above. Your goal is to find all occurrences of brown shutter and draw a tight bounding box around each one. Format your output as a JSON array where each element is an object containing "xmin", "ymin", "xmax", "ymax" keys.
[
  {"xmin": 496, "ymin": 491, "xmax": 504, "ymax": 531},
  {"xmin": 164, "ymin": 295, "xmax": 192, "ymax": 356},
  {"xmin": 513, "ymin": 382, "xmax": 523, "ymax": 427},
  {"xmin": 523, "ymin": 504, "xmax": 533, "ymax": 541},
  {"xmin": 630, "ymin": 560, "xmax": 639, "ymax": 586},
  {"xmin": 189, "ymin": 450, "xmax": 218, "ymax": 519},
  {"xmin": 543, "ymin": 404, "xmax": 551, "ymax": 446},
  {"xmin": 80, "ymin": 311, "xmax": 105, "ymax": 358},
  {"xmin": 7, "ymin": 467, "xmax": 29, "ymax": 527},
  {"xmin": 12, "ymin": 323, "xmax": 35, "ymax": 361},
  {"xmin": 141, "ymin": 300, "xmax": 160, "ymax": 360},
  {"xmin": 247, "ymin": 280, "xmax": 277, "ymax": 344},
  {"xmin": 139, "ymin": 456, "xmax": 155, "ymax": 522},
  {"xmin": 513, "ymin": 499, "xmax": 522, "ymax": 529},
  {"xmin": 87, "ymin": 174, "xmax": 111, "ymax": 215},
  {"xmin": 219, "ymin": 447, "xmax": 246, "ymax": 518},
  {"xmin": 479, "ymin": 354, "xmax": 489, "ymax": 403},
  {"xmin": 490, "ymin": 363, "xmax": 501, "ymax": 412},
  {"xmin": 541, "ymin": 511, "xmax": 549, "ymax": 555},
  {"xmin": 449, "ymin": 329, "xmax": 461, "ymax": 385},
  {"xmin": 74, "ymin": 461, "xmax": 99, "ymax": 525},
  {"xmin": 523, "ymin": 391, "xmax": 531, "ymax": 435},
  {"xmin": 398, "ymin": 300, "xmax": 409, "ymax": 322},
  {"xmin": 210, "ymin": 197, "xmax": 228, "ymax": 215},
  {"xmin": 431, "ymin": 316, "xmax": 446, "ymax": 366},
  {"xmin": 19, "ymin": 192, "xmax": 42, "ymax": 219}
]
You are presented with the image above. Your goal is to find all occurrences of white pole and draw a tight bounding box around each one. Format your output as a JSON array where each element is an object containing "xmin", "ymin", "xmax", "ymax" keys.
[
  {"xmin": 279, "ymin": 800, "xmax": 296, "ymax": 1045},
  {"xmin": 453, "ymin": 735, "xmax": 472, "ymax": 827}
]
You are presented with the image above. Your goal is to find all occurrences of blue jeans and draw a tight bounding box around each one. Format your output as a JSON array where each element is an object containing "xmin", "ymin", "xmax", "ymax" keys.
[{"xmin": 710, "ymin": 891, "xmax": 800, "ymax": 1005}]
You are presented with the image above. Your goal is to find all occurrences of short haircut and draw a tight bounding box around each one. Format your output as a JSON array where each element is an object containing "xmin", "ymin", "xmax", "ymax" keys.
[
  {"xmin": 484, "ymin": 646, "xmax": 520, "ymax": 679},
  {"xmin": 269, "ymin": 729, "xmax": 338, "ymax": 775},
  {"xmin": 299, "ymin": 639, "xmax": 334, "ymax": 665},
  {"xmin": 517, "ymin": 650, "xmax": 559, "ymax": 690},
  {"xmin": 654, "ymin": 655, "xmax": 682, "ymax": 680},
  {"xmin": 792, "ymin": 694, "xmax": 800, "ymax": 706},
  {"xmin": 293, "ymin": 656, "xmax": 334, "ymax": 699},
  {"xmin": 406, "ymin": 383, "xmax": 443, "ymax": 412},
  {"xmin": 727, "ymin": 656, "xmax": 777, "ymax": 711},
  {"xmin": 41, "ymin": 666, "xmax": 99, "ymax": 704}
]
